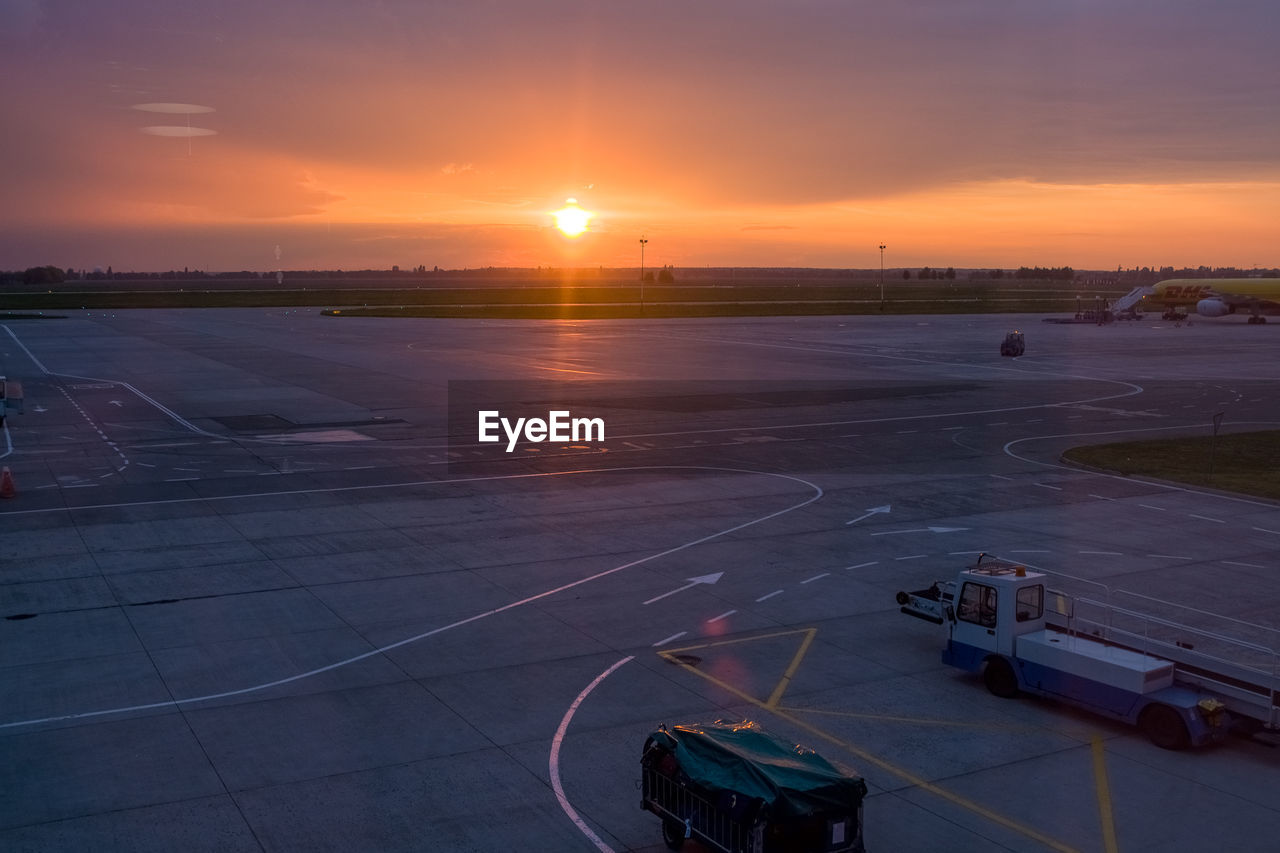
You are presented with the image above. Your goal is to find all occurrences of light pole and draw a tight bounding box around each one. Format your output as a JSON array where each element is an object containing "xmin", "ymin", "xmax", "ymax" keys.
[
  {"xmin": 639, "ymin": 235, "xmax": 649, "ymax": 312},
  {"xmin": 879, "ymin": 243, "xmax": 886, "ymax": 305}
]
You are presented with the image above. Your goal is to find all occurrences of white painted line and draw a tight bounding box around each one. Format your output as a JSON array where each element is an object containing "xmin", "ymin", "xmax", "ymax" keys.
[
  {"xmin": 1148, "ymin": 554, "xmax": 1193, "ymax": 560},
  {"xmin": 707, "ymin": 610, "xmax": 737, "ymax": 623},
  {"xmin": 1088, "ymin": 494, "xmax": 1116, "ymax": 501},
  {"xmin": 0, "ymin": 466, "xmax": 823, "ymax": 730},
  {"xmin": 896, "ymin": 429, "xmax": 919, "ymax": 435},
  {"xmin": 949, "ymin": 550, "xmax": 985, "ymax": 555},
  {"xmin": 135, "ymin": 462, "xmax": 156, "ymax": 468},
  {"xmin": 36, "ymin": 484, "xmax": 58, "ymax": 490},
  {"xmin": 940, "ymin": 426, "xmax": 965, "ymax": 431},
  {"xmin": 225, "ymin": 469, "xmax": 258, "ymax": 474},
  {"xmin": 1138, "ymin": 504, "xmax": 1166, "ymax": 511},
  {"xmin": 756, "ymin": 590, "xmax": 784, "ymax": 602},
  {"xmin": 1253, "ymin": 527, "xmax": 1280, "ymax": 536},
  {"xmin": 1025, "ymin": 418, "xmax": 1043, "ymax": 423},
  {"xmin": 895, "ymin": 554, "xmax": 928, "ymax": 561},
  {"xmin": 164, "ymin": 478, "xmax": 199, "ymax": 483},
  {"xmin": 1222, "ymin": 560, "xmax": 1266, "ymax": 569},
  {"xmin": 644, "ymin": 572, "xmax": 723, "ymax": 606},
  {"xmin": 844, "ymin": 560, "xmax": 878, "ymax": 569},
  {"xmin": 550, "ymin": 656, "xmax": 631, "ymax": 853},
  {"xmin": 839, "ymin": 433, "xmax": 860, "ymax": 438},
  {"xmin": 989, "ymin": 474, "xmax": 1014, "ymax": 481},
  {"xmin": 871, "ymin": 526, "xmax": 967, "ymax": 536},
  {"xmin": 652, "ymin": 632, "xmax": 687, "ymax": 647},
  {"xmin": 1067, "ymin": 415, "xmax": 1083, "ymax": 420},
  {"xmin": 1188, "ymin": 514, "xmax": 1225, "ymax": 524},
  {"xmin": 1008, "ymin": 550, "xmax": 1051, "ymax": 554},
  {"xmin": 345, "ymin": 465, "xmax": 375, "ymax": 471},
  {"xmin": 1035, "ymin": 483, "xmax": 1063, "ymax": 491},
  {"xmin": 1079, "ymin": 550, "xmax": 1122, "ymax": 556},
  {"xmin": 173, "ymin": 467, "xmax": 199, "ymax": 472},
  {"xmin": 801, "ymin": 573, "xmax": 829, "ymax": 584},
  {"xmin": 65, "ymin": 484, "xmax": 98, "ymax": 489}
]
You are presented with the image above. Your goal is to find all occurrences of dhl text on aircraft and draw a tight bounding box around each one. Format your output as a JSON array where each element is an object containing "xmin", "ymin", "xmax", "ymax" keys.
[{"xmin": 1143, "ymin": 278, "xmax": 1280, "ymax": 324}]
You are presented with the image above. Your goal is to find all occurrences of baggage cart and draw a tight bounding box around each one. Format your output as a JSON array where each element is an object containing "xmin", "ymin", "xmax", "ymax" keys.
[{"xmin": 640, "ymin": 720, "xmax": 867, "ymax": 852}]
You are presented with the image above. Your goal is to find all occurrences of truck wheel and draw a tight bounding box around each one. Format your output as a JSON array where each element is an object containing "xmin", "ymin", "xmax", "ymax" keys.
[
  {"xmin": 983, "ymin": 657, "xmax": 1019, "ymax": 698},
  {"xmin": 1140, "ymin": 704, "xmax": 1190, "ymax": 750},
  {"xmin": 661, "ymin": 818, "xmax": 686, "ymax": 850}
]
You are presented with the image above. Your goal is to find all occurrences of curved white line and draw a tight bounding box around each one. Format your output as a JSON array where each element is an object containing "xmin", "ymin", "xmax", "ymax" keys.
[
  {"xmin": 550, "ymin": 656, "xmax": 633, "ymax": 853},
  {"xmin": 0, "ymin": 465, "xmax": 822, "ymax": 729},
  {"xmin": 1003, "ymin": 420, "xmax": 1280, "ymax": 509}
]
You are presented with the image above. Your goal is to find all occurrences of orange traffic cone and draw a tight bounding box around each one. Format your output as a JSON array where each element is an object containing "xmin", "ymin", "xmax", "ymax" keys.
[{"xmin": 0, "ymin": 466, "xmax": 15, "ymax": 499}]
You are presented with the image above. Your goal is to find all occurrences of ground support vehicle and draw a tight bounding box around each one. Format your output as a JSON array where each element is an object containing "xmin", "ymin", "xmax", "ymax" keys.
[
  {"xmin": 897, "ymin": 554, "xmax": 1280, "ymax": 749},
  {"xmin": 999, "ymin": 331, "xmax": 1025, "ymax": 356},
  {"xmin": 640, "ymin": 720, "xmax": 867, "ymax": 852}
]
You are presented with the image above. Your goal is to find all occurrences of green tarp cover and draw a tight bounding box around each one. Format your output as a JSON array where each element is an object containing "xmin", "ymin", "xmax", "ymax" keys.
[{"xmin": 648, "ymin": 720, "xmax": 866, "ymax": 819}]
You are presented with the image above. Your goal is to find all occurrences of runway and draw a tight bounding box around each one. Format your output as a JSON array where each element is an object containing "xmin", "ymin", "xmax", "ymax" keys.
[{"xmin": 2, "ymin": 310, "xmax": 1278, "ymax": 851}]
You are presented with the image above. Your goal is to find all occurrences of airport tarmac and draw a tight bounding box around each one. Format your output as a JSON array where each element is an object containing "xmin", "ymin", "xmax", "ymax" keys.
[{"xmin": 1, "ymin": 309, "xmax": 1278, "ymax": 852}]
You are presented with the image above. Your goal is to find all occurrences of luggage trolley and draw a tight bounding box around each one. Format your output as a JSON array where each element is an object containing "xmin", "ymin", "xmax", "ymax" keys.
[{"xmin": 640, "ymin": 721, "xmax": 867, "ymax": 852}]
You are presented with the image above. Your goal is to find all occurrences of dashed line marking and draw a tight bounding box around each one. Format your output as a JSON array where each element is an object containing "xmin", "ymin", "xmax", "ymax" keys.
[
  {"xmin": 165, "ymin": 477, "xmax": 199, "ymax": 483},
  {"xmin": 1222, "ymin": 560, "xmax": 1265, "ymax": 569},
  {"xmin": 756, "ymin": 590, "xmax": 784, "ymax": 602},
  {"xmin": 844, "ymin": 561, "xmax": 878, "ymax": 570},
  {"xmin": 801, "ymin": 573, "xmax": 829, "ymax": 584},
  {"xmin": 652, "ymin": 632, "xmax": 687, "ymax": 648},
  {"xmin": 1148, "ymin": 554, "xmax": 1193, "ymax": 560},
  {"xmin": 1035, "ymin": 483, "xmax": 1063, "ymax": 491},
  {"xmin": 987, "ymin": 421, "xmax": 1009, "ymax": 426},
  {"xmin": 1079, "ymin": 550, "xmax": 1121, "ymax": 556},
  {"xmin": 895, "ymin": 554, "xmax": 928, "ymax": 561},
  {"xmin": 1008, "ymin": 550, "xmax": 1051, "ymax": 554},
  {"xmin": 1025, "ymin": 418, "xmax": 1043, "ymax": 423},
  {"xmin": 949, "ymin": 550, "xmax": 985, "ymax": 556},
  {"xmin": 707, "ymin": 610, "xmax": 737, "ymax": 624},
  {"xmin": 940, "ymin": 426, "xmax": 965, "ymax": 431},
  {"xmin": 1138, "ymin": 504, "xmax": 1166, "ymax": 511},
  {"xmin": 1188, "ymin": 514, "xmax": 1225, "ymax": 524},
  {"xmin": 345, "ymin": 465, "xmax": 375, "ymax": 471},
  {"xmin": 1254, "ymin": 527, "xmax": 1280, "ymax": 536},
  {"xmin": 896, "ymin": 429, "xmax": 919, "ymax": 435},
  {"xmin": 989, "ymin": 474, "xmax": 1014, "ymax": 481},
  {"xmin": 1088, "ymin": 494, "xmax": 1115, "ymax": 501}
]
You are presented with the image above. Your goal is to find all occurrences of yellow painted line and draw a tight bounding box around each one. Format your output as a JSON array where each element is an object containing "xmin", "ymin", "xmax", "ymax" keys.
[
  {"xmin": 766, "ymin": 628, "xmax": 817, "ymax": 708},
  {"xmin": 659, "ymin": 627, "xmax": 815, "ymax": 657},
  {"xmin": 658, "ymin": 654, "xmax": 1081, "ymax": 853},
  {"xmin": 1091, "ymin": 737, "xmax": 1121, "ymax": 853},
  {"xmin": 780, "ymin": 705, "xmax": 1097, "ymax": 739}
]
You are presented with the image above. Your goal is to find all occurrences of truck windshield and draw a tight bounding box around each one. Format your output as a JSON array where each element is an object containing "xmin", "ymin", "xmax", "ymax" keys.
[{"xmin": 958, "ymin": 582, "xmax": 997, "ymax": 627}]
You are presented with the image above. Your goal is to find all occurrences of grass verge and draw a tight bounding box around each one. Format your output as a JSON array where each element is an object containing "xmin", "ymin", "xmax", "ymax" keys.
[{"xmin": 1062, "ymin": 430, "xmax": 1280, "ymax": 501}]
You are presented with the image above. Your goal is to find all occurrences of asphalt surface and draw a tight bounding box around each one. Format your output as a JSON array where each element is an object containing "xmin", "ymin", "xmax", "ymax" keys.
[{"xmin": 1, "ymin": 309, "xmax": 1278, "ymax": 852}]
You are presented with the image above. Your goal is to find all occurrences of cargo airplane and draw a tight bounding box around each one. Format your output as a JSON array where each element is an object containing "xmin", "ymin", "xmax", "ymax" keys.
[{"xmin": 1142, "ymin": 278, "xmax": 1280, "ymax": 324}]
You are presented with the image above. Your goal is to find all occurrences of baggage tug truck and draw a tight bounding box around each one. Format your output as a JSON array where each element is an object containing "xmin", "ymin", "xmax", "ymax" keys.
[{"xmin": 897, "ymin": 555, "xmax": 1280, "ymax": 749}]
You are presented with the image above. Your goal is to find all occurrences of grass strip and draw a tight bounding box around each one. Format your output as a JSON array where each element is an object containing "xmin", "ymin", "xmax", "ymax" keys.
[{"xmin": 1063, "ymin": 430, "xmax": 1280, "ymax": 500}]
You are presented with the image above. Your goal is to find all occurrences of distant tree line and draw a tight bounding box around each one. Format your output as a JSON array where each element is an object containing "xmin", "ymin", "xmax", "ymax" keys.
[{"xmin": 1014, "ymin": 266, "xmax": 1075, "ymax": 280}]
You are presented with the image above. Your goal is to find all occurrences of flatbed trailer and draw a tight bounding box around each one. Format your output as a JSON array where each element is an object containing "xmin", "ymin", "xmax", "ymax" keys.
[{"xmin": 896, "ymin": 554, "xmax": 1280, "ymax": 749}]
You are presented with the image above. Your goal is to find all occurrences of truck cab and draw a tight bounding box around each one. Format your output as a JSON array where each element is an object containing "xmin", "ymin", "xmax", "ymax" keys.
[{"xmin": 900, "ymin": 555, "xmax": 1234, "ymax": 749}]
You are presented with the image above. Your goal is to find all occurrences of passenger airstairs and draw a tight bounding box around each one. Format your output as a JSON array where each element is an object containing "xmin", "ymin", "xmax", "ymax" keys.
[{"xmin": 1110, "ymin": 285, "xmax": 1152, "ymax": 314}]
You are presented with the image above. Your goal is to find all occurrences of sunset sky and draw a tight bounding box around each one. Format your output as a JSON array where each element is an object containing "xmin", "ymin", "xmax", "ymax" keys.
[{"xmin": 2, "ymin": 1, "xmax": 1277, "ymax": 272}]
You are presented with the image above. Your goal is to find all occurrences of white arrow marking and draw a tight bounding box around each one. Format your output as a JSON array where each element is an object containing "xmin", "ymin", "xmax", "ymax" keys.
[
  {"xmin": 845, "ymin": 504, "xmax": 890, "ymax": 526},
  {"xmin": 870, "ymin": 526, "xmax": 969, "ymax": 536},
  {"xmin": 643, "ymin": 572, "xmax": 724, "ymax": 605}
]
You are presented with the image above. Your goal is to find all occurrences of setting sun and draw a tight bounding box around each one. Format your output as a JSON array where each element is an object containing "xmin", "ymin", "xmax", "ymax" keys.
[{"xmin": 552, "ymin": 199, "xmax": 592, "ymax": 238}]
